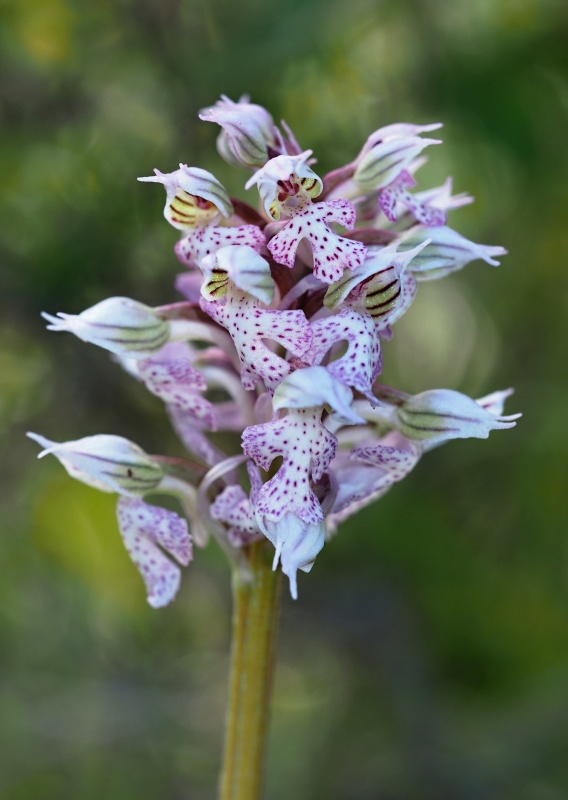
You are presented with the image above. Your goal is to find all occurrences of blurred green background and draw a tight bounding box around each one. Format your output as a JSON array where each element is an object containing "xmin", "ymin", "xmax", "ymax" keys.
[{"xmin": 1, "ymin": 0, "xmax": 568, "ymax": 797}]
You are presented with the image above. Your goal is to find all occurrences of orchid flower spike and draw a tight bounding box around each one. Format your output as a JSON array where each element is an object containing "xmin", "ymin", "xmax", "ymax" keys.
[{"xmin": 29, "ymin": 94, "xmax": 519, "ymax": 603}]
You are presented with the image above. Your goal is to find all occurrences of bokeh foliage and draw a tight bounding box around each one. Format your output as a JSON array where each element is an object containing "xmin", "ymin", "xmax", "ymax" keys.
[{"xmin": 1, "ymin": 0, "xmax": 568, "ymax": 797}]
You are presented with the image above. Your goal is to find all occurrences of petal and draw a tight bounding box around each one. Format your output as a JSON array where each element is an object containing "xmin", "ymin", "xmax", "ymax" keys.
[
  {"xmin": 138, "ymin": 165, "xmax": 232, "ymax": 229},
  {"xmin": 201, "ymin": 287, "xmax": 312, "ymax": 392},
  {"xmin": 323, "ymin": 240, "xmax": 428, "ymax": 330},
  {"xmin": 243, "ymin": 408, "xmax": 336, "ymax": 525},
  {"xmin": 175, "ymin": 224, "xmax": 266, "ymax": 270},
  {"xmin": 199, "ymin": 95, "xmax": 276, "ymax": 168},
  {"xmin": 262, "ymin": 514, "xmax": 326, "ymax": 599},
  {"xmin": 116, "ymin": 497, "xmax": 192, "ymax": 608},
  {"xmin": 413, "ymin": 177, "xmax": 474, "ymax": 212},
  {"xmin": 272, "ymin": 366, "xmax": 365, "ymax": 425},
  {"xmin": 308, "ymin": 308, "xmax": 382, "ymax": 403},
  {"xmin": 475, "ymin": 388, "xmax": 515, "ymax": 417},
  {"xmin": 245, "ymin": 151, "xmax": 322, "ymax": 220},
  {"xmin": 200, "ymin": 245, "xmax": 275, "ymax": 305},
  {"xmin": 394, "ymin": 388, "xmax": 521, "ymax": 446},
  {"xmin": 268, "ymin": 200, "xmax": 366, "ymax": 284},
  {"xmin": 354, "ymin": 132, "xmax": 442, "ymax": 191}
]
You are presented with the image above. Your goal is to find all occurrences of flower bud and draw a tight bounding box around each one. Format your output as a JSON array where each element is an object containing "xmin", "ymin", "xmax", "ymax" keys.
[
  {"xmin": 27, "ymin": 433, "xmax": 165, "ymax": 495},
  {"xmin": 353, "ymin": 123, "xmax": 442, "ymax": 191},
  {"xmin": 393, "ymin": 389, "xmax": 520, "ymax": 446},
  {"xmin": 199, "ymin": 94, "xmax": 276, "ymax": 169},
  {"xmin": 42, "ymin": 297, "xmax": 170, "ymax": 358},
  {"xmin": 138, "ymin": 164, "xmax": 232, "ymax": 230},
  {"xmin": 400, "ymin": 225, "xmax": 507, "ymax": 280}
]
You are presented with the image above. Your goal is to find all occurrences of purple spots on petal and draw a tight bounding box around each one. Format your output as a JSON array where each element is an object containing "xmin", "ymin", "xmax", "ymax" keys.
[
  {"xmin": 242, "ymin": 409, "xmax": 336, "ymax": 524},
  {"xmin": 175, "ymin": 224, "xmax": 265, "ymax": 269},
  {"xmin": 267, "ymin": 200, "xmax": 366, "ymax": 284},
  {"xmin": 116, "ymin": 497, "xmax": 193, "ymax": 608}
]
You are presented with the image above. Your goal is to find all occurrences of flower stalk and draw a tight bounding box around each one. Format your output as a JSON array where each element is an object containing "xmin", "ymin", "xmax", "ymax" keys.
[
  {"xmin": 219, "ymin": 542, "xmax": 282, "ymax": 800},
  {"xmin": 27, "ymin": 92, "xmax": 520, "ymax": 798}
]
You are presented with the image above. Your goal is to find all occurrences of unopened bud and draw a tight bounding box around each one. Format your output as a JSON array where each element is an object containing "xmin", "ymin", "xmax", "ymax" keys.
[
  {"xmin": 394, "ymin": 389, "xmax": 520, "ymax": 446},
  {"xmin": 27, "ymin": 433, "xmax": 165, "ymax": 496},
  {"xmin": 42, "ymin": 297, "xmax": 170, "ymax": 358},
  {"xmin": 353, "ymin": 123, "xmax": 442, "ymax": 191},
  {"xmin": 400, "ymin": 225, "xmax": 507, "ymax": 280},
  {"xmin": 199, "ymin": 94, "xmax": 276, "ymax": 169}
]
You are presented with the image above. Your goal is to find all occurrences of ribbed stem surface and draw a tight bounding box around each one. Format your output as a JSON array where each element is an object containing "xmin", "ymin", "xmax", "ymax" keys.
[{"xmin": 219, "ymin": 542, "xmax": 281, "ymax": 800}]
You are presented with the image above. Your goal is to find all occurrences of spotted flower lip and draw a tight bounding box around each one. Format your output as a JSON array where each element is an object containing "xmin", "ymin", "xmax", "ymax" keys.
[
  {"xmin": 139, "ymin": 164, "xmax": 233, "ymax": 229},
  {"xmin": 117, "ymin": 497, "xmax": 192, "ymax": 608},
  {"xmin": 174, "ymin": 223, "xmax": 266, "ymax": 270},
  {"xmin": 202, "ymin": 286, "xmax": 312, "ymax": 392},
  {"xmin": 242, "ymin": 405, "xmax": 335, "ymax": 597},
  {"xmin": 261, "ymin": 514, "xmax": 326, "ymax": 600},
  {"xmin": 328, "ymin": 432, "xmax": 422, "ymax": 530},
  {"xmin": 267, "ymin": 199, "xmax": 366, "ymax": 284},
  {"xmin": 378, "ymin": 169, "xmax": 447, "ymax": 227},
  {"xmin": 27, "ymin": 432, "xmax": 165, "ymax": 496},
  {"xmin": 307, "ymin": 309, "xmax": 383, "ymax": 404},
  {"xmin": 132, "ymin": 342, "xmax": 216, "ymax": 428}
]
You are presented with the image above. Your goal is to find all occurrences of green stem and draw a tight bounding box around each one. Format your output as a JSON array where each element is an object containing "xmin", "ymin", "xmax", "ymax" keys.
[{"xmin": 219, "ymin": 542, "xmax": 282, "ymax": 800}]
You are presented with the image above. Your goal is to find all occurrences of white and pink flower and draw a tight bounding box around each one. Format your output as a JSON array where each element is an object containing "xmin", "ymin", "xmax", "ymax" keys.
[{"xmin": 30, "ymin": 95, "xmax": 519, "ymax": 602}]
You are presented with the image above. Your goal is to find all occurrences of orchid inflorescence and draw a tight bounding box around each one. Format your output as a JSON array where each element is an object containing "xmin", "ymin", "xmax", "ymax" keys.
[{"xmin": 29, "ymin": 95, "xmax": 520, "ymax": 605}]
